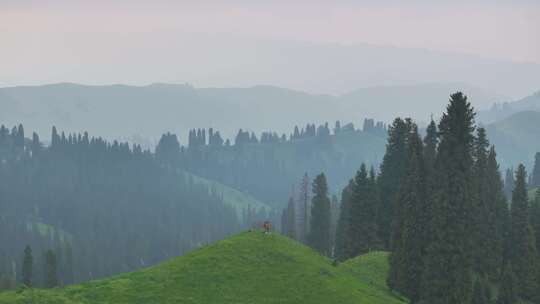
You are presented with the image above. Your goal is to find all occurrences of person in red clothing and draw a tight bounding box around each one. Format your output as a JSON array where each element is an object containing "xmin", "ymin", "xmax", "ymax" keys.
[{"xmin": 262, "ymin": 220, "xmax": 271, "ymax": 234}]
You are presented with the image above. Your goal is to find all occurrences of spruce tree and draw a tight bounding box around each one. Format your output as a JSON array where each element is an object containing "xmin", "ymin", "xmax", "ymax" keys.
[
  {"xmin": 377, "ymin": 118, "xmax": 411, "ymax": 249},
  {"xmin": 471, "ymin": 128, "xmax": 490, "ymax": 275},
  {"xmin": 510, "ymin": 164, "xmax": 537, "ymax": 300},
  {"xmin": 532, "ymin": 152, "xmax": 540, "ymax": 187},
  {"xmin": 346, "ymin": 164, "xmax": 381, "ymax": 258},
  {"xmin": 472, "ymin": 128, "xmax": 506, "ymax": 278},
  {"xmin": 533, "ymin": 188, "xmax": 540, "ymax": 257},
  {"xmin": 22, "ymin": 245, "xmax": 33, "ymax": 287},
  {"xmin": 472, "ymin": 279, "xmax": 488, "ymax": 304},
  {"xmin": 44, "ymin": 250, "xmax": 58, "ymax": 288},
  {"xmin": 421, "ymin": 92, "xmax": 476, "ymax": 304},
  {"xmin": 388, "ymin": 125, "xmax": 426, "ymax": 303},
  {"xmin": 308, "ymin": 173, "xmax": 331, "ymax": 256},
  {"xmin": 504, "ymin": 168, "xmax": 515, "ymax": 201},
  {"xmin": 335, "ymin": 180, "xmax": 354, "ymax": 261},
  {"xmin": 485, "ymin": 147, "xmax": 508, "ymax": 278},
  {"xmin": 497, "ymin": 263, "xmax": 517, "ymax": 304}
]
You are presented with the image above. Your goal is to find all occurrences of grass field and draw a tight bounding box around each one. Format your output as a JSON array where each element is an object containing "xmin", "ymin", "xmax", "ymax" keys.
[{"xmin": 0, "ymin": 232, "xmax": 406, "ymax": 304}]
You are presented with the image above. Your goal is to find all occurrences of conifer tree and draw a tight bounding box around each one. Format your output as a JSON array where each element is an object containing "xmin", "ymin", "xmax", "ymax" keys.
[
  {"xmin": 44, "ymin": 250, "xmax": 58, "ymax": 288},
  {"xmin": 532, "ymin": 152, "xmax": 540, "ymax": 187},
  {"xmin": 504, "ymin": 168, "xmax": 515, "ymax": 201},
  {"xmin": 22, "ymin": 245, "xmax": 33, "ymax": 287},
  {"xmin": 532, "ymin": 188, "xmax": 540, "ymax": 257},
  {"xmin": 485, "ymin": 147, "xmax": 508, "ymax": 277},
  {"xmin": 388, "ymin": 125, "xmax": 426, "ymax": 303},
  {"xmin": 510, "ymin": 164, "xmax": 537, "ymax": 300},
  {"xmin": 421, "ymin": 92, "xmax": 476, "ymax": 304},
  {"xmin": 472, "ymin": 279, "xmax": 488, "ymax": 304},
  {"xmin": 471, "ymin": 128, "xmax": 500, "ymax": 276},
  {"xmin": 377, "ymin": 118, "xmax": 411, "ymax": 248},
  {"xmin": 308, "ymin": 173, "xmax": 331, "ymax": 256},
  {"xmin": 334, "ymin": 180, "xmax": 353, "ymax": 261},
  {"xmin": 346, "ymin": 164, "xmax": 381, "ymax": 258},
  {"xmin": 497, "ymin": 263, "xmax": 517, "ymax": 304}
]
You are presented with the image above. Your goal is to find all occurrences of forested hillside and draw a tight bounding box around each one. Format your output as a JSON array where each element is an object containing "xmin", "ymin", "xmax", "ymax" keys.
[
  {"xmin": 0, "ymin": 82, "xmax": 499, "ymax": 142},
  {"xmin": 486, "ymin": 110, "xmax": 540, "ymax": 169},
  {"xmin": 157, "ymin": 121, "xmax": 386, "ymax": 207},
  {"xmin": 0, "ymin": 125, "xmax": 273, "ymax": 289}
]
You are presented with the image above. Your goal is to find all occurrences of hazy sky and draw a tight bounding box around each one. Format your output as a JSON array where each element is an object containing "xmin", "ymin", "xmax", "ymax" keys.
[{"xmin": 1, "ymin": 0, "xmax": 539, "ymax": 91}]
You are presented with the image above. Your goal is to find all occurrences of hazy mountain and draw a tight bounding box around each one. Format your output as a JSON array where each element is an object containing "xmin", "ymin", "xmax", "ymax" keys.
[
  {"xmin": 486, "ymin": 110, "xmax": 540, "ymax": 168},
  {"xmin": 0, "ymin": 82, "xmax": 501, "ymax": 144},
  {"xmin": 4, "ymin": 33, "xmax": 540, "ymax": 99},
  {"xmin": 478, "ymin": 91, "xmax": 540, "ymax": 124}
]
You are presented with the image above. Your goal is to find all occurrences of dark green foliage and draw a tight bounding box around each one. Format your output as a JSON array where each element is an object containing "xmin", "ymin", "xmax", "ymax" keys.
[
  {"xmin": 471, "ymin": 129, "xmax": 506, "ymax": 278},
  {"xmin": 509, "ymin": 164, "xmax": 538, "ymax": 300},
  {"xmin": 377, "ymin": 118, "xmax": 412, "ymax": 249},
  {"xmin": 504, "ymin": 168, "xmax": 515, "ymax": 201},
  {"xmin": 533, "ymin": 189, "xmax": 540, "ymax": 258},
  {"xmin": 485, "ymin": 147, "xmax": 509, "ymax": 278},
  {"xmin": 44, "ymin": 250, "xmax": 58, "ymax": 288},
  {"xmin": 497, "ymin": 264, "xmax": 517, "ymax": 304},
  {"xmin": 421, "ymin": 92, "xmax": 476, "ymax": 304},
  {"xmin": 334, "ymin": 180, "xmax": 354, "ymax": 261},
  {"xmin": 22, "ymin": 246, "xmax": 33, "ymax": 287},
  {"xmin": 345, "ymin": 164, "xmax": 381, "ymax": 258},
  {"xmin": 308, "ymin": 173, "xmax": 331, "ymax": 256},
  {"xmin": 472, "ymin": 279, "xmax": 488, "ymax": 304},
  {"xmin": 532, "ymin": 152, "xmax": 540, "ymax": 187},
  {"xmin": 388, "ymin": 125, "xmax": 426, "ymax": 303},
  {"xmin": 0, "ymin": 125, "xmax": 243, "ymax": 285},
  {"xmin": 281, "ymin": 197, "xmax": 297, "ymax": 239}
]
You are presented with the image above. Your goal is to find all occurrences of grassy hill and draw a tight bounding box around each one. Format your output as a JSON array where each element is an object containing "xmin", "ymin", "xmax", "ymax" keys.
[{"xmin": 0, "ymin": 232, "xmax": 406, "ymax": 304}]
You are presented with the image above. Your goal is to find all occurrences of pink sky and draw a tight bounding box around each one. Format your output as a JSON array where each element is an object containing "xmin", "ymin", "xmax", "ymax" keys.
[{"xmin": 1, "ymin": 0, "xmax": 539, "ymax": 92}]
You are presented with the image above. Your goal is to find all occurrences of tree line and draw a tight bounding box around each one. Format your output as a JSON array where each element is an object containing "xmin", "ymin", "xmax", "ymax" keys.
[
  {"xmin": 282, "ymin": 93, "xmax": 540, "ymax": 304},
  {"xmin": 0, "ymin": 125, "xmax": 249, "ymax": 289}
]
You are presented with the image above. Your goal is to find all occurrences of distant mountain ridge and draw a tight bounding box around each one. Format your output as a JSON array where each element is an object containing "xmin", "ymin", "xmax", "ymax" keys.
[
  {"xmin": 486, "ymin": 110, "xmax": 540, "ymax": 169},
  {"xmin": 478, "ymin": 91, "xmax": 540, "ymax": 124},
  {"xmin": 0, "ymin": 82, "xmax": 501, "ymax": 143}
]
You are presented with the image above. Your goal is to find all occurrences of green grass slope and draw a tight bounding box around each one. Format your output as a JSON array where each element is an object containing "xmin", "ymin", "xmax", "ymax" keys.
[
  {"xmin": 182, "ymin": 171, "xmax": 272, "ymax": 216},
  {"xmin": 0, "ymin": 232, "xmax": 406, "ymax": 304}
]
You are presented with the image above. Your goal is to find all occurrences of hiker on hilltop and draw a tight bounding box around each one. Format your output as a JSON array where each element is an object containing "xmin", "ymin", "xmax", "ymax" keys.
[{"xmin": 262, "ymin": 220, "xmax": 271, "ymax": 234}]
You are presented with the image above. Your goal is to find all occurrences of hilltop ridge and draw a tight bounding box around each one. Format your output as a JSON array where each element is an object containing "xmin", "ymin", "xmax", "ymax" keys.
[{"xmin": 0, "ymin": 232, "xmax": 406, "ymax": 304}]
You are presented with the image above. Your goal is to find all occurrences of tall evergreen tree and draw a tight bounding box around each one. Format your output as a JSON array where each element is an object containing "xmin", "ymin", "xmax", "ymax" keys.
[
  {"xmin": 388, "ymin": 125, "xmax": 426, "ymax": 303},
  {"xmin": 308, "ymin": 173, "xmax": 331, "ymax": 256},
  {"xmin": 509, "ymin": 164, "xmax": 537, "ymax": 300},
  {"xmin": 532, "ymin": 152, "xmax": 540, "ymax": 187},
  {"xmin": 504, "ymin": 168, "xmax": 515, "ymax": 201},
  {"xmin": 472, "ymin": 279, "xmax": 488, "ymax": 304},
  {"xmin": 334, "ymin": 180, "xmax": 354, "ymax": 261},
  {"xmin": 44, "ymin": 250, "xmax": 58, "ymax": 288},
  {"xmin": 22, "ymin": 245, "xmax": 33, "ymax": 287},
  {"xmin": 377, "ymin": 118, "xmax": 411, "ymax": 249},
  {"xmin": 471, "ymin": 128, "xmax": 506, "ymax": 277},
  {"xmin": 485, "ymin": 146, "xmax": 509, "ymax": 278},
  {"xmin": 532, "ymin": 188, "xmax": 540, "ymax": 257},
  {"xmin": 421, "ymin": 92, "xmax": 476, "ymax": 304},
  {"xmin": 346, "ymin": 164, "xmax": 381, "ymax": 258},
  {"xmin": 497, "ymin": 263, "xmax": 517, "ymax": 304}
]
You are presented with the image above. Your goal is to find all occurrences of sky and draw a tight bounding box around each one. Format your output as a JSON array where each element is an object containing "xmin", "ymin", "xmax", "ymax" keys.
[{"xmin": 1, "ymin": 0, "xmax": 539, "ymax": 92}]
